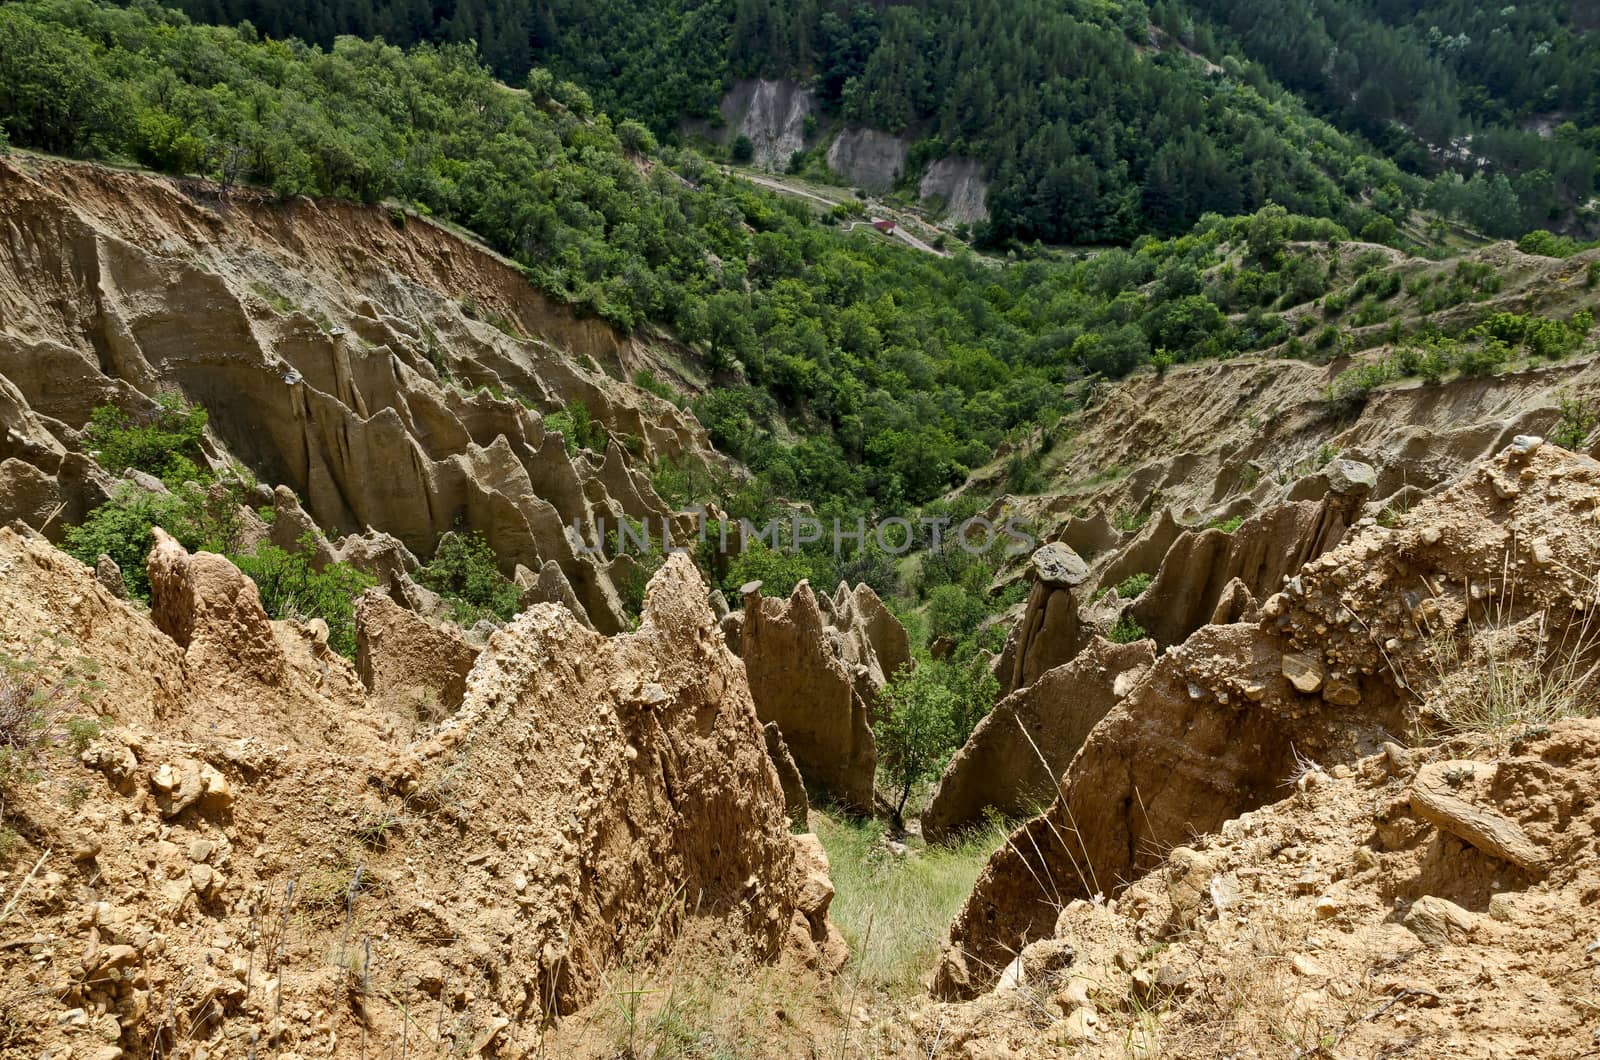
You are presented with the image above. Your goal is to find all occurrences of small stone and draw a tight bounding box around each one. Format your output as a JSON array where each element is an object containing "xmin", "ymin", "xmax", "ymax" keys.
[
  {"xmin": 199, "ymin": 765, "xmax": 232, "ymax": 806},
  {"xmin": 1509, "ymin": 434, "xmax": 1544, "ymax": 456},
  {"xmin": 1404, "ymin": 895, "xmax": 1476, "ymax": 946},
  {"xmin": 1487, "ymin": 892, "xmax": 1522, "ymax": 923},
  {"xmin": 1314, "ymin": 894, "xmax": 1342, "ymax": 919},
  {"xmin": 189, "ymin": 864, "xmax": 218, "ymax": 897},
  {"xmin": 1322, "ymin": 678, "xmax": 1360, "ymax": 706},
  {"xmin": 95, "ymin": 554, "xmax": 128, "ymax": 599},
  {"xmin": 1057, "ymin": 976, "xmax": 1094, "ymax": 1011},
  {"xmin": 1282, "ymin": 652, "xmax": 1325, "ymax": 694},
  {"xmin": 58, "ymin": 1008, "xmax": 90, "ymax": 1028},
  {"xmin": 1419, "ymin": 527, "xmax": 1442, "ymax": 546},
  {"xmin": 188, "ymin": 838, "xmax": 216, "ymax": 863},
  {"xmin": 1291, "ymin": 954, "xmax": 1331, "ymax": 978},
  {"xmin": 1057, "ymin": 1006, "xmax": 1097, "ymax": 1043}
]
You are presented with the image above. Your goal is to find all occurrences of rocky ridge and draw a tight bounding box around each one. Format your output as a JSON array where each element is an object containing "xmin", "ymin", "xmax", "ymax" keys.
[{"xmin": 0, "ymin": 529, "xmax": 838, "ymax": 1057}]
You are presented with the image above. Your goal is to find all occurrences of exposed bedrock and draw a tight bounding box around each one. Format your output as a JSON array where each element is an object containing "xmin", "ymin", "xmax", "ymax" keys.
[
  {"xmin": 921, "ymin": 635, "xmax": 1157, "ymax": 842},
  {"xmin": 735, "ymin": 579, "xmax": 910, "ymax": 814},
  {"xmin": 934, "ymin": 439, "xmax": 1599, "ymax": 999}
]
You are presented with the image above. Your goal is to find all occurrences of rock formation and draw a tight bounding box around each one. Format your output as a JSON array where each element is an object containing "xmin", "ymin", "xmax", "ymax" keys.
[
  {"xmin": 147, "ymin": 526, "xmax": 287, "ymax": 688},
  {"xmin": 714, "ymin": 79, "xmax": 816, "ymax": 169},
  {"xmin": 995, "ymin": 543, "xmax": 1092, "ymax": 695},
  {"xmin": 826, "ymin": 128, "xmax": 909, "ymax": 192},
  {"xmin": 516, "ymin": 558, "xmax": 594, "ymax": 629},
  {"xmin": 921, "ymin": 636, "xmax": 1156, "ymax": 842},
  {"xmin": 935, "ymin": 438, "xmax": 1600, "ymax": 998},
  {"xmin": 825, "ymin": 580, "xmax": 914, "ymax": 693},
  {"xmin": 0, "ymin": 157, "xmax": 711, "ymax": 634},
  {"xmin": 354, "ymin": 588, "xmax": 480, "ymax": 721},
  {"xmin": 922, "ymin": 720, "xmax": 1600, "ymax": 1055},
  {"xmin": 0, "ymin": 536, "xmax": 839, "ymax": 1057},
  {"xmin": 764, "ymin": 721, "xmax": 811, "ymax": 831},
  {"xmin": 1125, "ymin": 461, "xmax": 1373, "ymax": 646},
  {"xmin": 398, "ymin": 555, "xmax": 837, "ymax": 1018},
  {"xmin": 738, "ymin": 580, "xmax": 880, "ymax": 813},
  {"xmin": 919, "ymin": 157, "xmax": 990, "ymax": 224}
]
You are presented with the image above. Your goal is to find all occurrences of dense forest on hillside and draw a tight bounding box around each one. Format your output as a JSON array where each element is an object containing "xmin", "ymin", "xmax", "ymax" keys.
[
  {"xmin": 1175, "ymin": 0, "xmax": 1598, "ymax": 235},
  {"xmin": 0, "ymin": 0, "xmax": 1361, "ymax": 513},
  {"xmin": 3, "ymin": 0, "xmax": 1593, "ymax": 523},
  {"xmin": 130, "ymin": 0, "xmax": 1600, "ymax": 244}
]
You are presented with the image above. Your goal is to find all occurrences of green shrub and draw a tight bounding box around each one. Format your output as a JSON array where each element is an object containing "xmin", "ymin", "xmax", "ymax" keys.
[
  {"xmin": 1112, "ymin": 508, "xmax": 1149, "ymax": 533},
  {"xmin": 875, "ymin": 658, "xmax": 997, "ymax": 830},
  {"xmin": 1108, "ymin": 614, "xmax": 1147, "ymax": 644},
  {"xmin": 632, "ymin": 369, "xmax": 675, "ymax": 402},
  {"xmin": 1206, "ymin": 515, "xmax": 1245, "ymax": 534},
  {"xmin": 1587, "ymin": 261, "xmax": 1600, "ymax": 289},
  {"xmin": 1115, "ymin": 571, "xmax": 1154, "ymax": 598},
  {"xmin": 1325, "ymin": 359, "xmax": 1398, "ymax": 417},
  {"xmin": 64, "ymin": 479, "xmax": 249, "ymax": 600},
  {"xmin": 927, "ymin": 584, "xmax": 987, "ymax": 643},
  {"xmin": 233, "ymin": 536, "xmax": 373, "ymax": 658},
  {"xmin": 82, "ymin": 395, "xmax": 208, "ymax": 482},
  {"xmin": 730, "ymin": 134, "xmax": 754, "ymax": 163},
  {"xmin": 1453, "ymin": 338, "xmax": 1511, "ymax": 377},
  {"xmin": 1517, "ymin": 229, "xmax": 1579, "ymax": 258},
  {"xmin": 543, "ymin": 400, "xmax": 608, "ymax": 455},
  {"xmin": 417, "ymin": 531, "xmax": 521, "ymax": 625},
  {"xmin": 1552, "ymin": 395, "xmax": 1599, "ymax": 452},
  {"xmin": 723, "ymin": 541, "xmax": 811, "ymax": 600}
]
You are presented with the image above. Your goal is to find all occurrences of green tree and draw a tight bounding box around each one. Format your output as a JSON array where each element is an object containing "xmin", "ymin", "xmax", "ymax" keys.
[
  {"xmin": 417, "ymin": 530, "xmax": 521, "ymax": 624},
  {"xmin": 875, "ymin": 657, "xmax": 996, "ymax": 832},
  {"xmin": 234, "ymin": 537, "xmax": 375, "ymax": 658}
]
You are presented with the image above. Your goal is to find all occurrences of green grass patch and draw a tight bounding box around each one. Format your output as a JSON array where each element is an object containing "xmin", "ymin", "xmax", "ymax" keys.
[{"xmin": 814, "ymin": 811, "xmax": 1008, "ymax": 994}]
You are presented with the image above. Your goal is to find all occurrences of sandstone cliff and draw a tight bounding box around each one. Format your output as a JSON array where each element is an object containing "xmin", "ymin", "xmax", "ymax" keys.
[
  {"xmin": 935, "ymin": 438, "xmax": 1600, "ymax": 998},
  {"xmin": 0, "ymin": 157, "xmax": 716, "ymax": 633}
]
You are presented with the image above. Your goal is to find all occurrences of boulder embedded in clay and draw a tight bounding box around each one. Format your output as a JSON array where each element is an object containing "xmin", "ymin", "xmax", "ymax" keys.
[{"xmin": 997, "ymin": 545, "xmax": 1092, "ymax": 695}]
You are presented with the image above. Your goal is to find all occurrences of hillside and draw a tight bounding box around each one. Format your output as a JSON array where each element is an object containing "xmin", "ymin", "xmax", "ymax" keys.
[{"xmin": 6, "ymin": 1, "xmax": 1600, "ymax": 1056}]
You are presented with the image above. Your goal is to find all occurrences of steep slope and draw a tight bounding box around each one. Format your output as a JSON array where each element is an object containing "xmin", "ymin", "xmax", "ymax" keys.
[
  {"xmin": 936, "ymin": 437, "xmax": 1600, "ymax": 997},
  {"xmin": 0, "ymin": 156, "xmax": 709, "ymax": 631},
  {"xmin": 919, "ymin": 720, "xmax": 1600, "ymax": 1056},
  {"xmin": 0, "ymin": 533, "xmax": 840, "ymax": 1056}
]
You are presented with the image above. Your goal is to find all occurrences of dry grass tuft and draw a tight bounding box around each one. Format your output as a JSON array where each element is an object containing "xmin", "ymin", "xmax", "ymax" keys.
[{"xmin": 1418, "ymin": 563, "xmax": 1600, "ymax": 748}]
